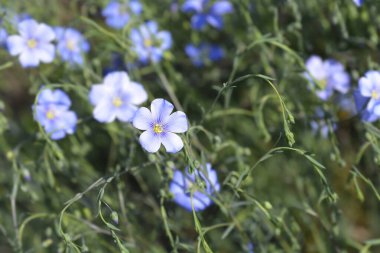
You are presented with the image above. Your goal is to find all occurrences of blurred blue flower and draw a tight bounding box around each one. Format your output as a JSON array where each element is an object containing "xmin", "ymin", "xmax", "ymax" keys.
[
  {"xmin": 0, "ymin": 28, "xmax": 7, "ymax": 47},
  {"xmin": 353, "ymin": 0, "xmax": 363, "ymax": 6},
  {"xmin": 7, "ymin": 19, "xmax": 55, "ymax": 68},
  {"xmin": 89, "ymin": 71, "xmax": 147, "ymax": 123},
  {"xmin": 304, "ymin": 55, "xmax": 350, "ymax": 100},
  {"xmin": 247, "ymin": 243, "xmax": 254, "ymax": 253},
  {"xmin": 102, "ymin": 0, "xmax": 142, "ymax": 29},
  {"xmin": 55, "ymin": 27, "xmax": 90, "ymax": 65},
  {"xmin": 356, "ymin": 70, "xmax": 380, "ymax": 122},
  {"xmin": 310, "ymin": 108, "xmax": 336, "ymax": 138},
  {"xmin": 182, "ymin": 0, "xmax": 233, "ymax": 30},
  {"xmin": 185, "ymin": 43, "xmax": 224, "ymax": 67},
  {"xmin": 133, "ymin": 99, "xmax": 188, "ymax": 153},
  {"xmin": 169, "ymin": 163, "xmax": 220, "ymax": 211},
  {"xmin": 130, "ymin": 21, "xmax": 172, "ymax": 63},
  {"xmin": 353, "ymin": 89, "xmax": 377, "ymax": 122},
  {"xmin": 34, "ymin": 89, "xmax": 77, "ymax": 140}
]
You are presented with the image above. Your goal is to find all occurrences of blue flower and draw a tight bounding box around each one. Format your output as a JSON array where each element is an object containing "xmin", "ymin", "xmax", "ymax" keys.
[
  {"xmin": 304, "ymin": 55, "xmax": 350, "ymax": 100},
  {"xmin": 353, "ymin": 0, "xmax": 363, "ymax": 6},
  {"xmin": 0, "ymin": 28, "xmax": 7, "ymax": 47},
  {"xmin": 133, "ymin": 99, "xmax": 188, "ymax": 153},
  {"xmin": 55, "ymin": 27, "xmax": 90, "ymax": 65},
  {"xmin": 89, "ymin": 71, "xmax": 148, "ymax": 123},
  {"xmin": 310, "ymin": 108, "xmax": 336, "ymax": 138},
  {"xmin": 102, "ymin": 0, "xmax": 142, "ymax": 29},
  {"xmin": 34, "ymin": 89, "xmax": 77, "ymax": 140},
  {"xmin": 169, "ymin": 163, "xmax": 220, "ymax": 211},
  {"xmin": 357, "ymin": 70, "xmax": 380, "ymax": 121},
  {"xmin": 185, "ymin": 43, "xmax": 223, "ymax": 67},
  {"xmin": 7, "ymin": 19, "xmax": 55, "ymax": 68},
  {"xmin": 353, "ymin": 89, "xmax": 377, "ymax": 122},
  {"xmin": 130, "ymin": 21, "xmax": 172, "ymax": 63},
  {"xmin": 182, "ymin": 0, "xmax": 233, "ymax": 30}
]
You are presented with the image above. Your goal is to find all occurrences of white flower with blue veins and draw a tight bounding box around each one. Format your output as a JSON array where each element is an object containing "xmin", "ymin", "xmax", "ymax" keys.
[
  {"xmin": 133, "ymin": 99, "xmax": 189, "ymax": 153},
  {"xmin": 6, "ymin": 19, "xmax": 55, "ymax": 68},
  {"xmin": 89, "ymin": 71, "xmax": 148, "ymax": 123}
]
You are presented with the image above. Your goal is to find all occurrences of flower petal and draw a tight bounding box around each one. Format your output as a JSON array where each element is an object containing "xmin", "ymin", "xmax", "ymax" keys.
[
  {"xmin": 89, "ymin": 84, "xmax": 108, "ymax": 105},
  {"xmin": 115, "ymin": 104, "xmax": 137, "ymax": 122},
  {"xmin": 93, "ymin": 100, "xmax": 116, "ymax": 123},
  {"xmin": 210, "ymin": 1, "xmax": 233, "ymax": 15},
  {"xmin": 151, "ymin": 98, "xmax": 174, "ymax": 123},
  {"xmin": 139, "ymin": 130, "xmax": 161, "ymax": 153},
  {"xmin": 164, "ymin": 111, "xmax": 188, "ymax": 133},
  {"xmin": 126, "ymin": 81, "xmax": 148, "ymax": 105},
  {"xmin": 6, "ymin": 35, "xmax": 26, "ymax": 55},
  {"xmin": 19, "ymin": 49, "xmax": 39, "ymax": 67},
  {"xmin": 35, "ymin": 23, "xmax": 56, "ymax": 42},
  {"xmin": 36, "ymin": 44, "xmax": 55, "ymax": 63},
  {"xmin": 133, "ymin": 107, "xmax": 153, "ymax": 130},
  {"xmin": 161, "ymin": 132, "xmax": 184, "ymax": 153}
]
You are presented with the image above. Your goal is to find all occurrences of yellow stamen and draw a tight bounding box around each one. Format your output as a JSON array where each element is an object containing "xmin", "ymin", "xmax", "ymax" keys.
[
  {"xmin": 66, "ymin": 39, "xmax": 76, "ymax": 51},
  {"xmin": 112, "ymin": 97, "xmax": 123, "ymax": 107},
  {"xmin": 46, "ymin": 110, "xmax": 55, "ymax": 119},
  {"xmin": 372, "ymin": 90, "xmax": 379, "ymax": 100},
  {"xmin": 153, "ymin": 123, "xmax": 163, "ymax": 134},
  {"xmin": 27, "ymin": 39, "xmax": 37, "ymax": 49},
  {"xmin": 144, "ymin": 39, "xmax": 153, "ymax": 47},
  {"xmin": 317, "ymin": 79, "xmax": 327, "ymax": 89}
]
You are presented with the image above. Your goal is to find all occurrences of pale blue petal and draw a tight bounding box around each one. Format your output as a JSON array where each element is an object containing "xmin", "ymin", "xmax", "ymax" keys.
[
  {"xmin": 151, "ymin": 98, "xmax": 174, "ymax": 123},
  {"xmin": 127, "ymin": 81, "xmax": 148, "ymax": 105},
  {"xmin": 89, "ymin": 84, "xmax": 108, "ymax": 105},
  {"xmin": 35, "ymin": 23, "xmax": 55, "ymax": 42},
  {"xmin": 146, "ymin": 21, "xmax": 158, "ymax": 34},
  {"xmin": 93, "ymin": 100, "xmax": 116, "ymax": 123},
  {"xmin": 115, "ymin": 104, "xmax": 137, "ymax": 122},
  {"xmin": 18, "ymin": 19, "xmax": 38, "ymax": 38},
  {"xmin": 139, "ymin": 130, "xmax": 161, "ymax": 153},
  {"xmin": 130, "ymin": 1, "xmax": 143, "ymax": 14},
  {"xmin": 36, "ymin": 44, "xmax": 55, "ymax": 63},
  {"xmin": 7, "ymin": 35, "xmax": 26, "ymax": 55},
  {"xmin": 210, "ymin": 1, "xmax": 233, "ymax": 15},
  {"xmin": 19, "ymin": 49, "xmax": 39, "ymax": 67},
  {"xmin": 206, "ymin": 14, "xmax": 223, "ymax": 29},
  {"xmin": 359, "ymin": 75, "xmax": 373, "ymax": 97},
  {"xmin": 133, "ymin": 107, "xmax": 153, "ymax": 130},
  {"xmin": 161, "ymin": 132, "xmax": 184, "ymax": 153},
  {"xmin": 157, "ymin": 31, "xmax": 172, "ymax": 50},
  {"xmin": 182, "ymin": 0, "xmax": 204, "ymax": 12},
  {"xmin": 164, "ymin": 111, "xmax": 188, "ymax": 133}
]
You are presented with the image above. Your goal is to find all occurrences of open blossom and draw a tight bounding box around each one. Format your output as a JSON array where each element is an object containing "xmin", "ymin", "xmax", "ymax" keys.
[
  {"xmin": 7, "ymin": 19, "xmax": 55, "ymax": 68},
  {"xmin": 34, "ymin": 89, "xmax": 77, "ymax": 140},
  {"xmin": 130, "ymin": 21, "xmax": 172, "ymax": 63},
  {"xmin": 102, "ymin": 0, "xmax": 142, "ymax": 29},
  {"xmin": 169, "ymin": 163, "xmax": 220, "ymax": 211},
  {"xmin": 304, "ymin": 55, "xmax": 350, "ymax": 100},
  {"xmin": 89, "ymin": 71, "xmax": 147, "ymax": 123},
  {"xmin": 185, "ymin": 43, "xmax": 224, "ymax": 67},
  {"xmin": 182, "ymin": 0, "xmax": 233, "ymax": 30},
  {"xmin": 55, "ymin": 27, "xmax": 90, "ymax": 65},
  {"xmin": 133, "ymin": 99, "xmax": 188, "ymax": 153}
]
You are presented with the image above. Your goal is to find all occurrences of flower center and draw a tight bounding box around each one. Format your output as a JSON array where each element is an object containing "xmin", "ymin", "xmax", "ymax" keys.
[
  {"xmin": 112, "ymin": 97, "xmax": 123, "ymax": 107},
  {"xmin": 317, "ymin": 79, "xmax": 327, "ymax": 89},
  {"xmin": 144, "ymin": 38, "xmax": 153, "ymax": 47},
  {"xmin": 46, "ymin": 110, "xmax": 55, "ymax": 120},
  {"xmin": 372, "ymin": 90, "xmax": 379, "ymax": 100},
  {"xmin": 66, "ymin": 39, "xmax": 76, "ymax": 51},
  {"xmin": 27, "ymin": 39, "xmax": 37, "ymax": 49},
  {"xmin": 153, "ymin": 123, "xmax": 163, "ymax": 134}
]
